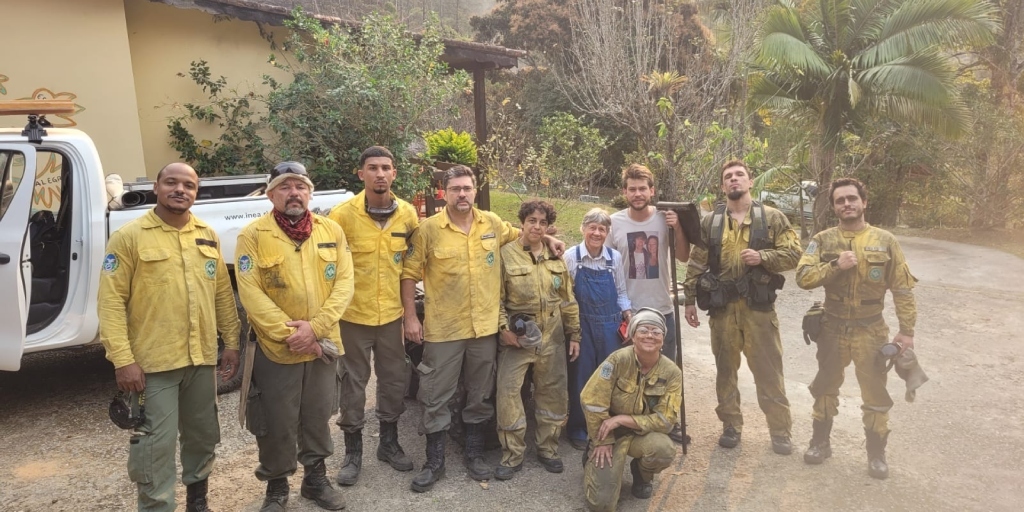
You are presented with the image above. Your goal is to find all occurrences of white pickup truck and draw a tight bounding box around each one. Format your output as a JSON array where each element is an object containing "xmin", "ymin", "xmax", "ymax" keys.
[{"xmin": 0, "ymin": 104, "xmax": 353, "ymax": 377}]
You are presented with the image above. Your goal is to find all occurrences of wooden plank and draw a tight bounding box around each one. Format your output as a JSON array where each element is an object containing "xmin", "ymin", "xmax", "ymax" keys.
[{"xmin": 0, "ymin": 100, "xmax": 77, "ymax": 116}]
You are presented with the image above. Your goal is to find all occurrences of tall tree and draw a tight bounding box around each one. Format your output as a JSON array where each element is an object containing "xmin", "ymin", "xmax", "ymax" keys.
[{"xmin": 751, "ymin": 0, "xmax": 1000, "ymax": 231}]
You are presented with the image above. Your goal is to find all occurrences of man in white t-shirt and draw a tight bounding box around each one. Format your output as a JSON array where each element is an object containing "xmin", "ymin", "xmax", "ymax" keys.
[{"xmin": 607, "ymin": 163, "xmax": 690, "ymax": 443}]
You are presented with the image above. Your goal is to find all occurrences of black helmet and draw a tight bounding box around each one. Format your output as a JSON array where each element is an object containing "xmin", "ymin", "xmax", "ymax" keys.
[{"xmin": 109, "ymin": 391, "xmax": 146, "ymax": 430}]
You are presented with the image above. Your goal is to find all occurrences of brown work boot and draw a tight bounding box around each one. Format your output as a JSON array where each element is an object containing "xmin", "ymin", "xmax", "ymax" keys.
[
  {"xmin": 185, "ymin": 478, "xmax": 211, "ymax": 512},
  {"xmin": 377, "ymin": 421, "xmax": 414, "ymax": 472},
  {"xmin": 259, "ymin": 478, "xmax": 289, "ymax": 512},
  {"xmin": 803, "ymin": 419, "xmax": 833, "ymax": 465},
  {"xmin": 301, "ymin": 460, "xmax": 346, "ymax": 510},
  {"xmin": 335, "ymin": 430, "xmax": 362, "ymax": 486}
]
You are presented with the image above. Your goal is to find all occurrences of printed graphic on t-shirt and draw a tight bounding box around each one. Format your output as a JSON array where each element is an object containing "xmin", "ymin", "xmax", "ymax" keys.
[{"xmin": 626, "ymin": 231, "xmax": 660, "ymax": 279}]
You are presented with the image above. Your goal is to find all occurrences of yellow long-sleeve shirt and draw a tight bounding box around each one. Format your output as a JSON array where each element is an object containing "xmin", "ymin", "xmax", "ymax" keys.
[
  {"xmin": 580, "ymin": 347, "xmax": 682, "ymax": 446},
  {"xmin": 98, "ymin": 210, "xmax": 240, "ymax": 372},
  {"xmin": 499, "ymin": 240, "xmax": 581, "ymax": 344},
  {"xmin": 795, "ymin": 224, "xmax": 917, "ymax": 335},
  {"xmin": 683, "ymin": 203, "xmax": 801, "ymax": 304},
  {"xmin": 235, "ymin": 212, "xmax": 354, "ymax": 364},
  {"xmin": 328, "ymin": 191, "xmax": 419, "ymax": 326},
  {"xmin": 401, "ymin": 207, "xmax": 518, "ymax": 342}
]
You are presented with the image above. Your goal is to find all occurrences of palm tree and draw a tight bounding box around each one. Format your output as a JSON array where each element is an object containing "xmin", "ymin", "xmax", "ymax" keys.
[{"xmin": 750, "ymin": 0, "xmax": 1001, "ymax": 232}]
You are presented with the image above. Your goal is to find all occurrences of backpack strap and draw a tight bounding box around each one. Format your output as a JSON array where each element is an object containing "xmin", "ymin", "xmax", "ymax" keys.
[
  {"xmin": 708, "ymin": 203, "xmax": 727, "ymax": 275},
  {"xmin": 748, "ymin": 201, "xmax": 771, "ymax": 251}
]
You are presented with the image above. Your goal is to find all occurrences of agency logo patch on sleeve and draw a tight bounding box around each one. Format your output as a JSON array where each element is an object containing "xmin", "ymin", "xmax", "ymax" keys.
[
  {"xmin": 205, "ymin": 259, "xmax": 217, "ymax": 278},
  {"xmin": 806, "ymin": 241, "xmax": 817, "ymax": 255},
  {"xmin": 238, "ymin": 255, "xmax": 253, "ymax": 274},
  {"xmin": 599, "ymin": 361, "xmax": 614, "ymax": 380},
  {"xmin": 102, "ymin": 253, "xmax": 119, "ymax": 274},
  {"xmin": 325, "ymin": 262, "xmax": 337, "ymax": 280}
]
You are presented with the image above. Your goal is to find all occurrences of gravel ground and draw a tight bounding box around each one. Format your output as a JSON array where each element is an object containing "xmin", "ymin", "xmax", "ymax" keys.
[{"xmin": 2, "ymin": 235, "xmax": 1023, "ymax": 511}]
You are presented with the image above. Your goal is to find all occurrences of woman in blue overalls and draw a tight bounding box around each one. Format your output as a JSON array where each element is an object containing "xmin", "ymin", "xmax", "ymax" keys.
[{"xmin": 563, "ymin": 208, "xmax": 632, "ymax": 450}]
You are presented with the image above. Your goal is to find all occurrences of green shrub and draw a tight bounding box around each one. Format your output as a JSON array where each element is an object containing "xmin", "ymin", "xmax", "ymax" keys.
[{"xmin": 424, "ymin": 128, "xmax": 478, "ymax": 166}]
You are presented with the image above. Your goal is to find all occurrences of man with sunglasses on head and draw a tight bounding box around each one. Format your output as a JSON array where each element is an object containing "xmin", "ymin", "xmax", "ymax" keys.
[
  {"xmin": 401, "ymin": 165, "xmax": 565, "ymax": 492},
  {"xmin": 796, "ymin": 177, "xmax": 917, "ymax": 480},
  {"xmin": 99, "ymin": 162, "xmax": 240, "ymax": 512},
  {"xmin": 327, "ymin": 147, "xmax": 419, "ymax": 486},
  {"xmin": 236, "ymin": 162, "xmax": 354, "ymax": 512}
]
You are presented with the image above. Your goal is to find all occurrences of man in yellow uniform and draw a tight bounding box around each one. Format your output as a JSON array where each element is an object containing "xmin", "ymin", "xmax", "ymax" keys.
[
  {"xmin": 99, "ymin": 162, "xmax": 240, "ymax": 512},
  {"xmin": 328, "ymin": 146, "xmax": 418, "ymax": 485},
  {"xmin": 236, "ymin": 162, "xmax": 354, "ymax": 512},
  {"xmin": 796, "ymin": 177, "xmax": 917, "ymax": 480},
  {"xmin": 580, "ymin": 309, "xmax": 681, "ymax": 512},
  {"xmin": 683, "ymin": 160, "xmax": 801, "ymax": 454},
  {"xmin": 401, "ymin": 165, "xmax": 563, "ymax": 492},
  {"xmin": 494, "ymin": 200, "xmax": 581, "ymax": 480}
]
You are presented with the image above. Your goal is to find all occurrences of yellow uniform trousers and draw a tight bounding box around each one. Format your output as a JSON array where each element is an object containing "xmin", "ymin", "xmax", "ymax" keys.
[
  {"xmin": 709, "ymin": 299, "xmax": 792, "ymax": 436},
  {"xmin": 582, "ymin": 432, "xmax": 675, "ymax": 512},
  {"xmin": 495, "ymin": 336, "xmax": 568, "ymax": 466},
  {"xmin": 810, "ymin": 314, "xmax": 893, "ymax": 436}
]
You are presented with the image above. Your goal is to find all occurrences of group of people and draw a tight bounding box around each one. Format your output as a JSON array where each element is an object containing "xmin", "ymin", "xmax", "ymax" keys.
[{"xmin": 98, "ymin": 150, "xmax": 918, "ymax": 512}]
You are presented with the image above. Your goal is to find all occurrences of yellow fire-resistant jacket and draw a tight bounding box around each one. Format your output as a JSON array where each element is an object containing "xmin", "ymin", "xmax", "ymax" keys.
[
  {"xmin": 580, "ymin": 347, "xmax": 682, "ymax": 447},
  {"xmin": 683, "ymin": 203, "xmax": 801, "ymax": 304},
  {"xmin": 401, "ymin": 207, "xmax": 518, "ymax": 342},
  {"xmin": 796, "ymin": 224, "xmax": 917, "ymax": 335},
  {"xmin": 236, "ymin": 212, "xmax": 354, "ymax": 364},
  {"xmin": 98, "ymin": 210, "xmax": 240, "ymax": 372},
  {"xmin": 498, "ymin": 240, "xmax": 581, "ymax": 344},
  {"xmin": 329, "ymin": 191, "xmax": 419, "ymax": 326}
]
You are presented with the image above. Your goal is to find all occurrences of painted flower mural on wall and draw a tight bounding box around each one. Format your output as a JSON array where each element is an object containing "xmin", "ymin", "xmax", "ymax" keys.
[{"xmin": 18, "ymin": 88, "xmax": 86, "ymax": 127}]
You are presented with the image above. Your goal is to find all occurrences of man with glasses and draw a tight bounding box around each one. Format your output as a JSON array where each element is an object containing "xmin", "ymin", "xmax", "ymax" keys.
[
  {"xmin": 796, "ymin": 178, "xmax": 917, "ymax": 480},
  {"xmin": 683, "ymin": 160, "xmax": 800, "ymax": 455},
  {"xmin": 236, "ymin": 162, "xmax": 354, "ymax": 511},
  {"xmin": 579, "ymin": 308, "xmax": 681, "ymax": 512},
  {"xmin": 328, "ymin": 147, "xmax": 419, "ymax": 486},
  {"xmin": 401, "ymin": 165, "xmax": 564, "ymax": 492}
]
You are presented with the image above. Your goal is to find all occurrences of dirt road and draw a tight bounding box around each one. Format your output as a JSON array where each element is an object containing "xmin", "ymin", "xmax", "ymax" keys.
[{"xmin": 2, "ymin": 235, "xmax": 1022, "ymax": 511}]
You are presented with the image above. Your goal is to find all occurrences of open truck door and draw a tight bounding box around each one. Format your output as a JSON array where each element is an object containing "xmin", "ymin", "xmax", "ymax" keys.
[{"xmin": 0, "ymin": 144, "xmax": 38, "ymax": 371}]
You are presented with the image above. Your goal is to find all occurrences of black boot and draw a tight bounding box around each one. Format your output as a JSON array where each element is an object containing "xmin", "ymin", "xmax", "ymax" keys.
[
  {"xmin": 865, "ymin": 430, "xmax": 890, "ymax": 480},
  {"xmin": 803, "ymin": 419, "xmax": 833, "ymax": 465},
  {"xmin": 185, "ymin": 478, "xmax": 211, "ymax": 512},
  {"xmin": 259, "ymin": 479, "xmax": 289, "ymax": 512},
  {"xmin": 301, "ymin": 460, "xmax": 346, "ymax": 510},
  {"xmin": 629, "ymin": 459, "xmax": 653, "ymax": 499},
  {"xmin": 411, "ymin": 431, "xmax": 447, "ymax": 493},
  {"xmin": 462, "ymin": 422, "xmax": 493, "ymax": 481},
  {"xmin": 336, "ymin": 430, "xmax": 362, "ymax": 486},
  {"xmin": 718, "ymin": 426, "xmax": 741, "ymax": 449},
  {"xmin": 377, "ymin": 421, "xmax": 414, "ymax": 472}
]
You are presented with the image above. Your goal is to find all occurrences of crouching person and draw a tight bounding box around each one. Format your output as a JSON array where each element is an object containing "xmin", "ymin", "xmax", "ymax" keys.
[
  {"xmin": 580, "ymin": 309, "xmax": 680, "ymax": 512},
  {"xmin": 236, "ymin": 162, "xmax": 354, "ymax": 511}
]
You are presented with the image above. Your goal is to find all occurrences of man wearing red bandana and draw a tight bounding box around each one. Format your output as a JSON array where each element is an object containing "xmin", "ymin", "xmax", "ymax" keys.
[{"xmin": 236, "ymin": 162, "xmax": 354, "ymax": 512}]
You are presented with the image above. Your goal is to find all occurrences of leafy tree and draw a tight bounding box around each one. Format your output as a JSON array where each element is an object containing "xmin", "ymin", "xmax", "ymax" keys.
[
  {"xmin": 751, "ymin": 0, "xmax": 1000, "ymax": 231},
  {"xmin": 266, "ymin": 11, "xmax": 470, "ymax": 194},
  {"xmin": 536, "ymin": 112, "xmax": 609, "ymax": 197},
  {"xmin": 167, "ymin": 60, "xmax": 270, "ymax": 177}
]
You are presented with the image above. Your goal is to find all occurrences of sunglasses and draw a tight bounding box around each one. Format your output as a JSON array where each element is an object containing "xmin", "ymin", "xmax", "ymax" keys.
[{"xmin": 271, "ymin": 162, "xmax": 308, "ymax": 180}]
